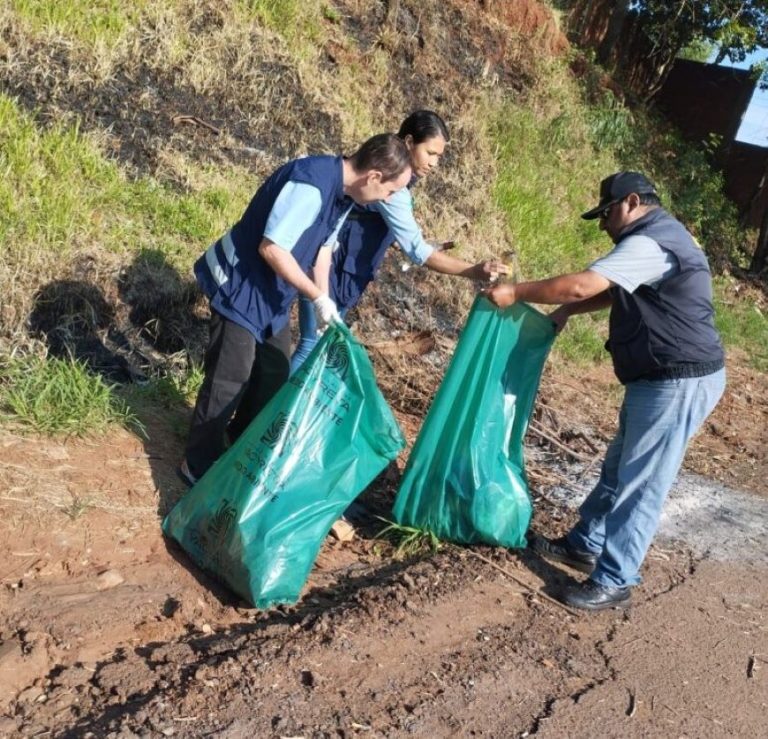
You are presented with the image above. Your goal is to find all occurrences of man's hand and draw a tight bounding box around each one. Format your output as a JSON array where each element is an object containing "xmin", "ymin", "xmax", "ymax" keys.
[
  {"xmin": 471, "ymin": 260, "xmax": 508, "ymax": 282},
  {"xmin": 312, "ymin": 294, "xmax": 342, "ymax": 334},
  {"xmin": 482, "ymin": 282, "xmax": 517, "ymax": 308}
]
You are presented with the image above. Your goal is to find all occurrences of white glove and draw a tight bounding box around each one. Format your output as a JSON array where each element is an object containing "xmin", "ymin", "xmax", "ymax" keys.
[{"xmin": 312, "ymin": 294, "xmax": 342, "ymax": 334}]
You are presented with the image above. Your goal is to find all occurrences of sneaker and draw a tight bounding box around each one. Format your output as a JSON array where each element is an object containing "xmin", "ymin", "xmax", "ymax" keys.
[
  {"xmin": 529, "ymin": 533, "xmax": 597, "ymax": 574},
  {"xmin": 177, "ymin": 458, "xmax": 199, "ymax": 487},
  {"xmin": 560, "ymin": 579, "xmax": 631, "ymax": 611},
  {"xmin": 342, "ymin": 499, "xmax": 371, "ymax": 525}
]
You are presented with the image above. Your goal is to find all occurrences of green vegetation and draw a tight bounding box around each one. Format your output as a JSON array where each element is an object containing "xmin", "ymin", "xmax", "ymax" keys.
[
  {"xmin": 713, "ymin": 277, "xmax": 768, "ymax": 371},
  {"xmin": 491, "ymin": 105, "xmax": 612, "ymax": 276},
  {"xmin": 125, "ymin": 366, "xmax": 204, "ymax": 411},
  {"xmin": 9, "ymin": 0, "xmax": 148, "ymax": 46},
  {"xmin": 236, "ymin": 0, "xmax": 328, "ymax": 60},
  {"xmin": 489, "ymin": 90, "xmax": 615, "ymax": 363},
  {"xmin": 0, "ymin": 95, "xmax": 245, "ymax": 266},
  {"xmin": 678, "ymin": 38, "xmax": 716, "ymax": 63},
  {"xmin": 376, "ymin": 519, "xmax": 443, "ymax": 559},
  {"xmin": 0, "ymin": 354, "xmax": 142, "ymax": 436}
]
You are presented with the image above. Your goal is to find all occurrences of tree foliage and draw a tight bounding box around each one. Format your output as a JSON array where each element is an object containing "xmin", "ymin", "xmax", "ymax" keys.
[{"xmin": 634, "ymin": 1, "xmax": 768, "ymax": 68}]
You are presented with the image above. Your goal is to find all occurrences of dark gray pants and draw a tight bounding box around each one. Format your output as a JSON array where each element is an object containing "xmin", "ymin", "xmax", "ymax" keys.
[{"xmin": 185, "ymin": 310, "xmax": 290, "ymax": 477}]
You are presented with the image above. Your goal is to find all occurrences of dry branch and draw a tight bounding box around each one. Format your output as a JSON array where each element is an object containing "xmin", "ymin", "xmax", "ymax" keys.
[
  {"xmin": 529, "ymin": 420, "xmax": 594, "ymax": 463},
  {"xmin": 465, "ymin": 549, "xmax": 582, "ymax": 618}
]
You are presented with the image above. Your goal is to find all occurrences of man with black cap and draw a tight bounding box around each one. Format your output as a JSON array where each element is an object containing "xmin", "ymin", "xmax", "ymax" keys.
[{"xmin": 483, "ymin": 171, "xmax": 726, "ymax": 611}]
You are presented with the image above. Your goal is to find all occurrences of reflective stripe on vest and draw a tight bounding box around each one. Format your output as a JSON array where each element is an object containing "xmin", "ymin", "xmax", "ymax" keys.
[{"xmin": 204, "ymin": 231, "xmax": 239, "ymax": 288}]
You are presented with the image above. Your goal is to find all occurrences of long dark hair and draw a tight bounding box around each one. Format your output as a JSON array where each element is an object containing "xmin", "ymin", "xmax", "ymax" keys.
[{"xmin": 397, "ymin": 110, "xmax": 449, "ymax": 144}]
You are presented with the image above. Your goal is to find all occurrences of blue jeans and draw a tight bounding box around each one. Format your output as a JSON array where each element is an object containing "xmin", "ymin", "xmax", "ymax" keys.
[
  {"xmin": 290, "ymin": 297, "xmax": 348, "ymax": 374},
  {"xmin": 567, "ymin": 368, "xmax": 726, "ymax": 588}
]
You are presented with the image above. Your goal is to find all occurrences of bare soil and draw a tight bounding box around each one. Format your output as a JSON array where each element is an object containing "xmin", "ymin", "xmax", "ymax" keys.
[{"xmin": 1, "ymin": 346, "xmax": 766, "ymax": 738}]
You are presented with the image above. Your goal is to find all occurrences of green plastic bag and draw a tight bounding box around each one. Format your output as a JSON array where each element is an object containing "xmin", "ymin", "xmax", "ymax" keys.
[
  {"xmin": 392, "ymin": 296, "xmax": 555, "ymax": 548},
  {"xmin": 163, "ymin": 324, "xmax": 404, "ymax": 608}
]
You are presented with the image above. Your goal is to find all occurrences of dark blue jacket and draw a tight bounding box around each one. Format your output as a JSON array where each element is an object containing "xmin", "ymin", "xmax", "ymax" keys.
[
  {"xmin": 195, "ymin": 156, "xmax": 350, "ymax": 341},
  {"xmin": 329, "ymin": 206, "xmax": 391, "ymax": 309},
  {"xmin": 329, "ymin": 179, "xmax": 418, "ymax": 310},
  {"xmin": 607, "ymin": 208, "xmax": 724, "ymax": 384}
]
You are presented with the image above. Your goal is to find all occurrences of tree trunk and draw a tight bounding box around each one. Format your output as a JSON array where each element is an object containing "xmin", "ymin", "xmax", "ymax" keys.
[
  {"xmin": 597, "ymin": 0, "xmax": 630, "ymax": 67},
  {"xmin": 750, "ymin": 205, "xmax": 768, "ymax": 274},
  {"xmin": 644, "ymin": 41, "xmax": 683, "ymax": 102}
]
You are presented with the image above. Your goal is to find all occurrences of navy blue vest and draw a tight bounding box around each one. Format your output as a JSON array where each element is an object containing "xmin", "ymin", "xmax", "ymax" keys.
[
  {"xmin": 329, "ymin": 178, "xmax": 417, "ymax": 310},
  {"xmin": 195, "ymin": 155, "xmax": 350, "ymax": 341},
  {"xmin": 607, "ymin": 208, "xmax": 724, "ymax": 384}
]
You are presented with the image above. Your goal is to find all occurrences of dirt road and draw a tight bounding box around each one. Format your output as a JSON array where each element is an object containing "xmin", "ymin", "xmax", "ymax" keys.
[{"xmin": 1, "ymin": 425, "xmax": 766, "ymax": 737}]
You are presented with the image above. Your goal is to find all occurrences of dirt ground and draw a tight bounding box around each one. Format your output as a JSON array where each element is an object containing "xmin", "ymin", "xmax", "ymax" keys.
[{"xmin": 1, "ymin": 349, "xmax": 766, "ymax": 738}]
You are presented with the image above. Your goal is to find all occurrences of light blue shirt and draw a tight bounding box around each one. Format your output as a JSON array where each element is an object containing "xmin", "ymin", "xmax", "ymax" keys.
[
  {"xmin": 373, "ymin": 187, "xmax": 434, "ymax": 265},
  {"xmin": 264, "ymin": 182, "xmax": 352, "ymax": 252},
  {"xmin": 589, "ymin": 234, "xmax": 679, "ymax": 293}
]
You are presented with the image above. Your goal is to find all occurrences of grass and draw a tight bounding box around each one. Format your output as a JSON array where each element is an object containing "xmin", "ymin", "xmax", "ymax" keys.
[
  {"xmin": 489, "ymin": 69, "xmax": 619, "ymax": 280},
  {"xmin": 0, "ymin": 354, "xmax": 143, "ymax": 436},
  {"xmin": 376, "ymin": 519, "xmax": 443, "ymax": 559},
  {"xmin": 0, "ymin": 95, "xmax": 245, "ymax": 266},
  {"xmin": 124, "ymin": 365, "xmax": 204, "ymax": 410},
  {"xmin": 487, "ymin": 69, "xmax": 618, "ymax": 364},
  {"xmin": 236, "ymin": 0, "xmax": 328, "ymax": 63},
  {"xmin": 713, "ymin": 277, "xmax": 768, "ymax": 371},
  {"xmin": 9, "ymin": 0, "xmax": 148, "ymax": 47},
  {"xmin": 553, "ymin": 313, "xmax": 610, "ymax": 364},
  {"xmin": 119, "ymin": 366, "xmax": 203, "ymax": 441}
]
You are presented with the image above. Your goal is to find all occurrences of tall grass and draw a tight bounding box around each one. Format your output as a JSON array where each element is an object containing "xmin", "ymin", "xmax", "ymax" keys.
[
  {"xmin": 0, "ymin": 92, "xmax": 243, "ymax": 436},
  {"xmin": 0, "ymin": 354, "xmax": 142, "ymax": 436},
  {"xmin": 125, "ymin": 365, "xmax": 204, "ymax": 410},
  {"xmin": 9, "ymin": 0, "xmax": 148, "ymax": 46},
  {"xmin": 713, "ymin": 278, "xmax": 768, "ymax": 371},
  {"xmin": 0, "ymin": 95, "xmax": 247, "ymax": 268},
  {"xmin": 236, "ymin": 0, "xmax": 327, "ymax": 61},
  {"xmin": 489, "ymin": 74, "xmax": 618, "ymax": 281}
]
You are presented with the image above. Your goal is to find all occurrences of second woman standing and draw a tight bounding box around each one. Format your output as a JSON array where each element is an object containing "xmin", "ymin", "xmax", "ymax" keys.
[{"xmin": 291, "ymin": 110, "xmax": 504, "ymax": 371}]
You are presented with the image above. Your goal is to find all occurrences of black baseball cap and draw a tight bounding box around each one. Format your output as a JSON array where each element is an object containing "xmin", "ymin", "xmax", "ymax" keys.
[{"xmin": 581, "ymin": 171, "xmax": 658, "ymax": 220}]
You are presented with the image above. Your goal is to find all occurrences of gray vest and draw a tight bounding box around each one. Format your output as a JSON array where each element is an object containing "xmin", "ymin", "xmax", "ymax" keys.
[{"xmin": 607, "ymin": 208, "xmax": 724, "ymax": 384}]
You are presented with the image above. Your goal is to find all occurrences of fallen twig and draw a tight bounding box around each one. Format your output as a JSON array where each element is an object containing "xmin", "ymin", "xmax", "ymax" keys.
[
  {"xmin": 576, "ymin": 451, "xmax": 603, "ymax": 481},
  {"xmin": 465, "ymin": 549, "xmax": 582, "ymax": 618},
  {"xmin": 627, "ymin": 689, "xmax": 637, "ymax": 717},
  {"xmin": 529, "ymin": 421, "xmax": 594, "ymax": 463},
  {"xmin": 171, "ymin": 115, "xmax": 221, "ymax": 134}
]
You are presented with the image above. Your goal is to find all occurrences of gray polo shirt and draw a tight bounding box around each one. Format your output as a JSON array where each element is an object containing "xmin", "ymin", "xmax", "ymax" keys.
[{"xmin": 589, "ymin": 234, "xmax": 679, "ymax": 291}]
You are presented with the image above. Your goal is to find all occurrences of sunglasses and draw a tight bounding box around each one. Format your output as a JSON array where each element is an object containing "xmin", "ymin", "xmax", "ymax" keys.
[
  {"xmin": 598, "ymin": 197, "xmax": 630, "ymax": 220},
  {"xmin": 598, "ymin": 203, "xmax": 615, "ymax": 220}
]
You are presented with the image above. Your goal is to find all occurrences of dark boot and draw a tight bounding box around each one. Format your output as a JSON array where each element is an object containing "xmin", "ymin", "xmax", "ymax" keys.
[
  {"xmin": 529, "ymin": 533, "xmax": 597, "ymax": 574},
  {"xmin": 560, "ymin": 579, "xmax": 631, "ymax": 611}
]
